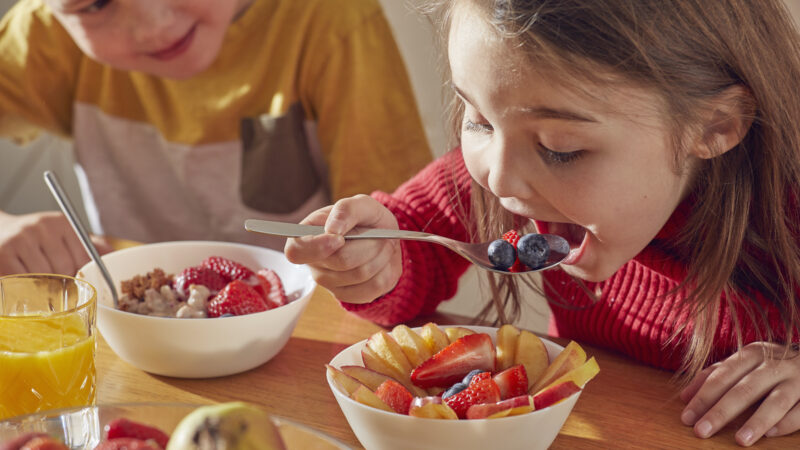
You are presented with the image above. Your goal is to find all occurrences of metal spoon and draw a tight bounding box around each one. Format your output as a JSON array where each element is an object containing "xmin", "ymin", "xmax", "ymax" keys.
[
  {"xmin": 244, "ymin": 219, "xmax": 569, "ymax": 274},
  {"xmin": 44, "ymin": 170, "xmax": 119, "ymax": 308}
]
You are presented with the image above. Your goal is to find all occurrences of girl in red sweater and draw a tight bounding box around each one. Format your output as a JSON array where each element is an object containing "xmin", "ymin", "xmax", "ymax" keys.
[{"xmin": 286, "ymin": 0, "xmax": 800, "ymax": 445}]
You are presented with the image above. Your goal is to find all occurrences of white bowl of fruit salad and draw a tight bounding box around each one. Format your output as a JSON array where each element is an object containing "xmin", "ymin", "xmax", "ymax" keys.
[
  {"xmin": 76, "ymin": 241, "xmax": 315, "ymax": 378},
  {"xmin": 326, "ymin": 323, "xmax": 599, "ymax": 450}
]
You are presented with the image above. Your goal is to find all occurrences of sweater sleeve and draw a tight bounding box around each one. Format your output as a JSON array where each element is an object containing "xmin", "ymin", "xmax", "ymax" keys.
[{"xmin": 341, "ymin": 148, "xmax": 474, "ymax": 325}]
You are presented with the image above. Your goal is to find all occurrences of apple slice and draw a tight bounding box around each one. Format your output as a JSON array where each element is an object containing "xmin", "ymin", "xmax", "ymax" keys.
[
  {"xmin": 532, "ymin": 380, "xmax": 580, "ymax": 409},
  {"xmin": 391, "ymin": 324, "xmax": 433, "ymax": 367},
  {"xmin": 538, "ymin": 356, "xmax": 600, "ymax": 392},
  {"xmin": 530, "ymin": 341, "xmax": 587, "ymax": 393},
  {"xmin": 340, "ymin": 365, "xmax": 394, "ymax": 391},
  {"xmin": 361, "ymin": 346, "xmax": 427, "ymax": 397},
  {"xmin": 466, "ymin": 395, "xmax": 533, "ymax": 420},
  {"xmin": 445, "ymin": 326, "xmax": 476, "ymax": 342},
  {"xmin": 495, "ymin": 324, "xmax": 521, "ymax": 371},
  {"xmin": 419, "ymin": 322, "xmax": 450, "ymax": 353},
  {"xmin": 515, "ymin": 330, "xmax": 549, "ymax": 390},
  {"xmin": 408, "ymin": 402, "xmax": 459, "ymax": 420},
  {"xmin": 326, "ymin": 364, "xmax": 364, "ymax": 396},
  {"xmin": 352, "ymin": 385, "xmax": 394, "ymax": 412}
]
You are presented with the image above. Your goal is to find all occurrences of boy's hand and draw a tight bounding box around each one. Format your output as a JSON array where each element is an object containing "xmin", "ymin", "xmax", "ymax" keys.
[
  {"xmin": 284, "ymin": 194, "xmax": 402, "ymax": 304},
  {"xmin": 0, "ymin": 211, "xmax": 111, "ymax": 276},
  {"xmin": 679, "ymin": 341, "xmax": 800, "ymax": 447}
]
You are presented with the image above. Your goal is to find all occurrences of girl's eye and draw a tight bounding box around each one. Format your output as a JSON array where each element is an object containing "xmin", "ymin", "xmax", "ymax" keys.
[
  {"xmin": 463, "ymin": 120, "xmax": 493, "ymax": 134},
  {"xmin": 80, "ymin": 0, "xmax": 111, "ymax": 13},
  {"xmin": 539, "ymin": 143, "xmax": 584, "ymax": 165}
]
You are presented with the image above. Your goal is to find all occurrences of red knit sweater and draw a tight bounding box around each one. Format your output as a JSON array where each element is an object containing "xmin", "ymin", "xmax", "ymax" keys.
[{"xmin": 341, "ymin": 148, "xmax": 786, "ymax": 371}]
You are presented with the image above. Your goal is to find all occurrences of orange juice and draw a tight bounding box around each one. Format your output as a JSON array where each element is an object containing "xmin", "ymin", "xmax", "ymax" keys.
[{"xmin": 0, "ymin": 313, "xmax": 96, "ymax": 420}]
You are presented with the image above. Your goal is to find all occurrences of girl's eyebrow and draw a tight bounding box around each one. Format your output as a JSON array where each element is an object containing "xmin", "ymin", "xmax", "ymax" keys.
[{"xmin": 453, "ymin": 84, "xmax": 598, "ymax": 123}]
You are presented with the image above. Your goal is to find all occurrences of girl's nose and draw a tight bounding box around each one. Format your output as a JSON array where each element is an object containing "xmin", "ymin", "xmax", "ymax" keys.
[{"xmin": 485, "ymin": 139, "xmax": 535, "ymax": 200}]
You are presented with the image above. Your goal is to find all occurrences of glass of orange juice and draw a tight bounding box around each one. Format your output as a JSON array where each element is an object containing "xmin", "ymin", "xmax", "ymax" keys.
[{"xmin": 0, "ymin": 274, "xmax": 97, "ymax": 420}]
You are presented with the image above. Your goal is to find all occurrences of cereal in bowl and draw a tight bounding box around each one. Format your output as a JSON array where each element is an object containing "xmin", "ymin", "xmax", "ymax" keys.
[{"xmin": 117, "ymin": 256, "xmax": 288, "ymax": 319}]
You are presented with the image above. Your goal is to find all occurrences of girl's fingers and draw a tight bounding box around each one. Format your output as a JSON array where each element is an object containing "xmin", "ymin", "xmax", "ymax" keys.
[
  {"xmin": 325, "ymin": 194, "xmax": 395, "ymax": 235},
  {"xmin": 310, "ymin": 240, "xmax": 398, "ymax": 287},
  {"xmin": 284, "ymin": 233, "xmax": 345, "ymax": 265},
  {"xmin": 681, "ymin": 343, "xmax": 767, "ymax": 427},
  {"xmin": 680, "ymin": 364, "xmax": 716, "ymax": 404},
  {"xmin": 765, "ymin": 398, "xmax": 800, "ymax": 438},
  {"xmin": 315, "ymin": 249, "xmax": 403, "ymax": 304},
  {"xmin": 735, "ymin": 380, "xmax": 800, "ymax": 446}
]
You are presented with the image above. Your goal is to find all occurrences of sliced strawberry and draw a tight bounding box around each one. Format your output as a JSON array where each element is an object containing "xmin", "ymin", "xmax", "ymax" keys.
[
  {"xmin": 374, "ymin": 379, "xmax": 413, "ymax": 415},
  {"xmin": 207, "ymin": 280, "xmax": 269, "ymax": 317},
  {"xmin": 443, "ymin": 372, "xmax": 501, "ymax": 419},
  {"xmin": 173, "ymin": 266, "xmax": 227, "ymax": 297},
  {"xmin": 501, "ymin": 230, "xmax": 525, "ymax": 272},
  {"xmin": 104, "ymin": 418, "xmax": 169, "ymax": 448},
  {"xmin": 93, "ymin": 438, "xmax": 161, "ymax": 450},
  {"xmin": 410, "ymin": 333, "xmax": 495, "ymax": 389},
  {"xmin": 15, "ymin": 436, "xmax": 67, "ymax": 450},
  {"xmin": 253, "ymin": 268, "xmax": 288, "ymax": 309},
  {"xmin": 201, "ymin": 256, "xmax": 255, "ymax": 282},
  {"xmin": 493, "ymin": 364, "xmax": 529, "ymax": 400}
]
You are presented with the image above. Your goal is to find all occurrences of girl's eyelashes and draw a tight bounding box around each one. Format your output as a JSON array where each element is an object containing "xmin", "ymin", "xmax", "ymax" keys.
[
  {"xmin": 79, "ymin": 0, "xmax": 111, "ymax": 13},
  {"xmin": 462, "ymin": 119, "xmax": 493, "ymax": 134},
  {"xmin": 538, "ymin": 143, "xmax": 584, "ymax": 165}
]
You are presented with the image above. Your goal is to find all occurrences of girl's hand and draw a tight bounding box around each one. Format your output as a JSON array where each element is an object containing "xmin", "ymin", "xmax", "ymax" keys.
[
  {"xmin": 284, "ymin": 194, "xmax": 403, "ymax": 304},
  {"xmin": 0, "ymin": 211, "xmax": 111, "ymax": 276},
  {"xmin": 680, "ymin": 341, "xmax": 800, "ymax": 447}
]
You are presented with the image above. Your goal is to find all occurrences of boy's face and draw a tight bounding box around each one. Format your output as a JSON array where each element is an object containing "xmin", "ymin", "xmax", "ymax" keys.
[
  {"xmin": 449, "ymin": 2, "xmax": 700, "ymax": 282},
  {"xmin": 46, "ymin": 0, "xmax": 252, "ymax": 79}
]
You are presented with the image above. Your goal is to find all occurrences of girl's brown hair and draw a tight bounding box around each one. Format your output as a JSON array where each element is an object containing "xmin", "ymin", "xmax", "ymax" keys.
[{"xmin": 418, "ymin": 0, "xmax": 800, "ymax": 377}]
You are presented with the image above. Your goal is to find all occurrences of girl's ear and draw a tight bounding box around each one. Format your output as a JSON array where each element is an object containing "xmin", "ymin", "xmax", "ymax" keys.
[{"xmin": 693, "ymin": 85, "xmax": 755, "ymax": 159}]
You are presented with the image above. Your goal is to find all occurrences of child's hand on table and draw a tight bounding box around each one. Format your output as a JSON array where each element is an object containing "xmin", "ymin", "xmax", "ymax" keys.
[
  {"xmin": 0, "ymin": 211, "xmax": 111, "ymax": 276},
  {"xmin": 284, "ymin": 194, "xmax": 402, "ymax": 304},
  {"xmin": 680, "ymin": 341, "xmax": 800, "ymax": 446}
]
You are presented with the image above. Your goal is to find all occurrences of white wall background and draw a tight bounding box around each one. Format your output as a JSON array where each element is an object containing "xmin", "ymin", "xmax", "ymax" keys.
[{"xmin": 2, "ymin": 0, "xmax": 799, "ymax": 332}]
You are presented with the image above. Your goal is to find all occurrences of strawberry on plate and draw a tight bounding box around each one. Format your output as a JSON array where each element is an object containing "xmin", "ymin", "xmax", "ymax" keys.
[
  {"xmin": 104, "ymin": 417, "xmax": 170, "ymax": 448},
  {"xmin": 493, "ymin": 364, "xmax": 529, "ymax": 400},
  {"xmin": 443, "ymin": 371, "xmax": 501, "ymax": 419},
  {"xmin": 173, "ymin": 266, "xmax": 227, "ymax": 297},
  {"xmin": 410, "ymin": 333, "xmax": 495, "ymax": 389},
  {"xmin": 201, "ymin": 256, "xmax": 255, "ymax": 282},
  {"xmin": 253, "ymin": 268, "xmax": 288, "ymax": 309},
  {"xmin": 207, "ymin": 280, "xmax": 268, "ymax": 317}
]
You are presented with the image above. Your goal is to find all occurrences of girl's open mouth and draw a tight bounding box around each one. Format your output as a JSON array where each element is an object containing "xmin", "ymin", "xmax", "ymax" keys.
[
  {"xmin": 149, "ymin": 25, "xmax": 197, "ymax": 61},
  {"xmin": 533, "ymin": 220, "xmax": 588, "ymax": 265}
]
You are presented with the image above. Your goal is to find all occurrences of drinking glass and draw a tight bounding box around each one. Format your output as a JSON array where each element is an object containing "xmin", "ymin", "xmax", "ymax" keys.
[{"xmin": 0, "ymin": 274, "xmax": 97, "ymax": 420}]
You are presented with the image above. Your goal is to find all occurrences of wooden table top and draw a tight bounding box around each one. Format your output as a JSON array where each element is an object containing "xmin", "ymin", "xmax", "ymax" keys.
[{"xmin": 95, "ymin": 285, "xmax": 797, "ymax": 449}]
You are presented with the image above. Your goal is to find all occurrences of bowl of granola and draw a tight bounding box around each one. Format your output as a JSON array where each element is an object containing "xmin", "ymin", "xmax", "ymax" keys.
[{"xmin": 76, "ymin": 241, "xmax": 315, "ymax": 378}]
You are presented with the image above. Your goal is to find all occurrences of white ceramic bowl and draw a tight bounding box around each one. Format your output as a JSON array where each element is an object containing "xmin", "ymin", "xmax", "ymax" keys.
[
  {"xmin": 327, "ymin": 325, "xmax": 580, "ymax": 450},
  {"xmin": 77, "ymin": 241, "xmax": 315, "ymax": 378}
]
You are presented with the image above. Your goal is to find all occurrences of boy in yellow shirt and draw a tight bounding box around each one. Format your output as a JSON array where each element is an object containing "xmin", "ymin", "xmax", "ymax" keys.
[{"xmin": 0, "ymin": 0, "xmax": 432, "ymax": 276}]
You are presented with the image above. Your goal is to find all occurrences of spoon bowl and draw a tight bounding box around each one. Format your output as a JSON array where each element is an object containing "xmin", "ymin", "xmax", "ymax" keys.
[{"xmin": 244, "ymin": 219, "xmax": 569, "ymax": 274}]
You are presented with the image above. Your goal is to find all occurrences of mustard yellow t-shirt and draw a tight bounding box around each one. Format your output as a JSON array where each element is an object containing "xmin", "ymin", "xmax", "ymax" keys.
[{"xmin": 0, "ymin": 0, "xmax": 432, "ymax": 248}]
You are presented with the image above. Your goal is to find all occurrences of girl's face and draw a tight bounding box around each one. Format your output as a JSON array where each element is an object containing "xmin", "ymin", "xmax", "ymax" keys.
[
  {"xmin": 450, "ymin": 3, "xmax": 700, "ymax": 282},
  {"xmin": 46, "ymin": 0, "xmax": 252, "ymax": 79}
]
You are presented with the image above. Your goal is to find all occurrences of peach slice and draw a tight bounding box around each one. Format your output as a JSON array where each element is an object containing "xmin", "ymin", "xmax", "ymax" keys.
[
  {"xmin": 530, "ymin": 341, "xmax": 586, "ymax": 393},
  {"xmin": 362, "ymin": 346, "xmax": 427, "ymax": 397},
  {"xmin": 340, "ymin": 365, "xmax": 395, "ymax": 391},
  {"xmin": 515, "ymin": 330, "xmax": 549, "ymax": 390},
  {"xmin": 391, "ymin": 324, "xmax": 433, "ymax": 367},
  {"xmin": 445, "ymin": 326, "xmax": 476, "ymax": 342},
  {"xmin": 419, "ymin": 322, "xmax": 450, "ymax": 353},
  {"xmin": 352, "ymin": 385, "xmax": 394, "ymax": 412},
  {"xmin": 495, "ymin": 324, "xmax": 521, "ymax": 371},
  {"xmin": 538, "ymin": 356, "xmax": 599, "ymax": 392},
  {"xmin": 532, "ymin": 380, "xmax": 581, "ymax": 410},
  {"xmin": 326, "ymin": 364, "xmax": 364, "ymax": 396},
  {"xmin": 465, "ymin": 394, "xmax": 533, "ymax": 420},
  {"xmin": 408, "ymin": 402, "xmax": 459, "ymax": 420}
]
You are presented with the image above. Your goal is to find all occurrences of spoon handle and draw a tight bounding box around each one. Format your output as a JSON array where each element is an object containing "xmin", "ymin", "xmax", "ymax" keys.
[
  {"xmin": 44, "ymin": 171, "xmax": 119, "ymax": 308},
  {"xmin": 244, "ymin": 219, "xmax": 436, "ymax": 241}
]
